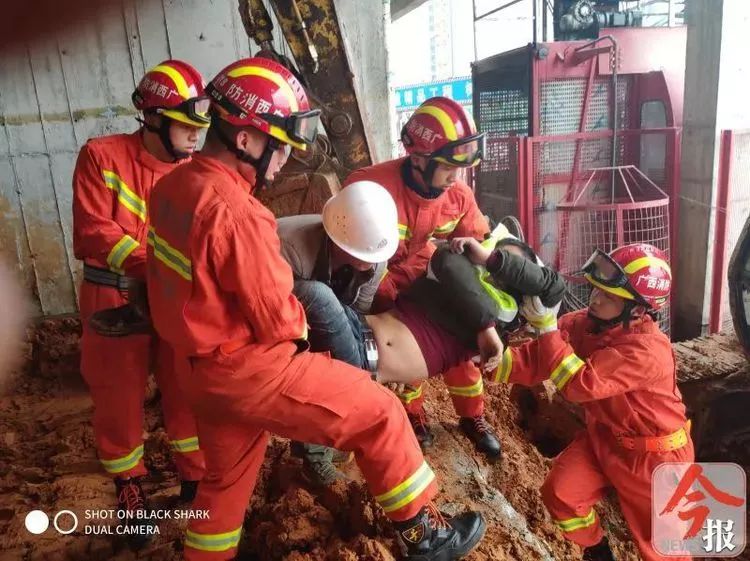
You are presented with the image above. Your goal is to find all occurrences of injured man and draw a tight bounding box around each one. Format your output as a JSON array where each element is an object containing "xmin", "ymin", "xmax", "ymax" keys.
[{"xmin": 293, "ymin": 229, "xmax": 566, "ymax": 389}]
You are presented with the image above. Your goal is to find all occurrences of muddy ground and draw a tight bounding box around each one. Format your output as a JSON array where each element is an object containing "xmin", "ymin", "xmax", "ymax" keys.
[{"xmin": 0, "ymin": 319, "xmax": 745, "ymax": 561}]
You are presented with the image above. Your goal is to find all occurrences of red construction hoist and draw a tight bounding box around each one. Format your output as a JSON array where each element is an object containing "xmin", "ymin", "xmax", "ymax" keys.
[{"xmin": 473, "ymin": 26, "xmax": 686, "ymax": 331}]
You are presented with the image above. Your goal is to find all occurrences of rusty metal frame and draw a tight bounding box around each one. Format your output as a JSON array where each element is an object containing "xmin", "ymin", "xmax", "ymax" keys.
[{"xmin": 240, "ymin": 0, "xmax": 373, "ymax": 172}]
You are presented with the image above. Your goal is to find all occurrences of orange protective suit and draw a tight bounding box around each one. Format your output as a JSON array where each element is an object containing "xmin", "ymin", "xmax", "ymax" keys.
[
  {"xmin": 495, "ymin": 310, "xmax": 693, "ymax": 561},
  {"xmin": 147, "ymin": 155, "xmax": 437, "ymax": 561},
  {"xmin": 72, "ymin": 131, "xmax": 204, "ymax": 481},
  {"xmin": 345, "ymin": 157, "xmax": 489, "ymax": 418}
]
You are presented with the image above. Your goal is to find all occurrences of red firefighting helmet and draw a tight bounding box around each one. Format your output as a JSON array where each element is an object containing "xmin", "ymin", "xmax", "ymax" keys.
[
  {"xmin": 132, "ymin": 60, "xmax": 210, "ymax": 128},
  {"xmin": 401, "ymin": 96, "xmax": 485, "ymax": 168},
  {"xmin": 205, "ymin": 57, "xmax": 321, "ymax": 151},
  {"xmin": 582, "ymin": 243, "xmax": 672, "ymax": 310}
]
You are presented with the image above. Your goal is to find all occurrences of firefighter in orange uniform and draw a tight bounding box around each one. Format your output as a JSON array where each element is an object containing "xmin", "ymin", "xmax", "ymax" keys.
[
  {"xmin": 72, "ymin": 60, "xmax": 209, "ymax": 542},
  {"xmin": 344, "ymin": 97, "xmax": 500, "ymax": 459},
  {"xmin": 477, "ymin": 242, "xmax": 694, "ymax": 561},
  {"xmin": 146, "ymin": 57, "xmax": 486, "ymax": 561}
]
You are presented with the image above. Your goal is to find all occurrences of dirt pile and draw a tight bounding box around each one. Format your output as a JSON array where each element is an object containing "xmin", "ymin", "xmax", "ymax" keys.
[{"xmin": 0, "ymin": 319, "xmax": 648, "ymax": 561}]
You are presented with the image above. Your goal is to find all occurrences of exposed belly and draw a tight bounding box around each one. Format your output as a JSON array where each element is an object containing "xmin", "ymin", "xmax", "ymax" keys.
[{"xmin": 365, "ymin": 311, "xmax": 429, "ymax": 383}]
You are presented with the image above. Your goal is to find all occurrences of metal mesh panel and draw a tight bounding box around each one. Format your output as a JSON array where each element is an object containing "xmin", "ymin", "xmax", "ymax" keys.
[
  {"xmin": 476, "ymin": 136, "xmax": 521, "ymax": 223},
  {"xmin": 540, "ymin": 77, "xmax": 631, "ymax": 135},
  {"xmin": 478, "ymin": 90, "xmax": 529, "ymax": 135},
  {"xmin": 531, "ymin": 131, "xmax": 675, "ymax": 266},
  {"xmin": 553, "ymin": 167, "xmax": 671, "ymax": 333},
  {"xmin": 473, "ymin": 46, "xmax": 531, "ymax": 137}
]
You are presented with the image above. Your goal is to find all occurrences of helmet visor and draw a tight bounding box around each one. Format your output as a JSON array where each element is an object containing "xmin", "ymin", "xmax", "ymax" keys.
[
  {"xmin": 260, "ymin": 109, "xmax": 322, "ymax": 146},
  {"xmin": 581, "ymin": 249, "xmax": 629, "ymax": 288},
  {"xmin": 431, "ymin": 133, "xmax": 486, "ymax": 168}
]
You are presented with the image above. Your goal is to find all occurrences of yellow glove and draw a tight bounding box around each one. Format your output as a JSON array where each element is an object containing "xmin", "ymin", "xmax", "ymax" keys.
[{"xmin": 521, "ymin": 296, "xmax": 558, "ymax": 334}]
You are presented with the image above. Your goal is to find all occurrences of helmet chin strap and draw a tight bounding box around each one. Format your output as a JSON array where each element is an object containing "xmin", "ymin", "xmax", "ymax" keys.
[
  {"xmin": 138, "ymin": 115, "xmax": 190, "ymax": 162},
  {"xmin": 213, "ymin": 124, "xmax": 280, "ymax": 189},
  {"xmin": 407, "ymin": 158, "xmax": 443, "ymax": 199},
  {"xmin": 587, "ymin": 300, "xmax": 638, "ymax": 332}
]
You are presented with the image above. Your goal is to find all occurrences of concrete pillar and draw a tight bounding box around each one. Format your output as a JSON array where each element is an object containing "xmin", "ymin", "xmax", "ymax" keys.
[
  {"xmin": 675, "ymin": 0, "xmax": 750, "ymax": 339},
  {"xmin": 334, "ymin": 0, "xmax": 395, "ymax": 162}
]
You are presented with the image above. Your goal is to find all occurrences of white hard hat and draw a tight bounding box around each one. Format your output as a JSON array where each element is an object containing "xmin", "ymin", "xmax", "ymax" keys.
[{"xmin": 322, "ymin": 181, "xmax": 399, "ymax": 263}]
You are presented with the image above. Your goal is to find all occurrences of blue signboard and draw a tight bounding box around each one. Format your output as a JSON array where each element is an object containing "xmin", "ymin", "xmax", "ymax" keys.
[{"xmin": 395, "ymin": 77, "xmax": 472, "ymax": 110}]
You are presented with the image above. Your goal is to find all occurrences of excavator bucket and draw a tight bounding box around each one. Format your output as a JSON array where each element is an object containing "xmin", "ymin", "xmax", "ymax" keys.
[{"xmin": 727, "ymin": 214, "xmax": 750, "ymax": 357}]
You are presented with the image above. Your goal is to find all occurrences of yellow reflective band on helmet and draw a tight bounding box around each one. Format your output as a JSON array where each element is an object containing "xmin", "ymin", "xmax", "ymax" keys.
[
  {"xmin": 170, "ymin": 436, "xmax": 200, "ymax": 453},
  {"xmin": 415, "ymin": 105, "xmax": 458, "ymax": 141},
  {"xmin": 151, "ymin": 64, "xmax": 191, "ymax": 99},
  {"xmin": 432, "ymin": 213, "xmax": 465, "ymax": 236},
  {"xmin": 447, "ymin": 377, "xmax": 483, "ymax": 398},
  {"xmin": 477, "ymin": 268, "xmax": 518, "ymax": 323},
  {"xmin": 398, "ymin": 385, "xmax": 423, "ymax": 404},
  {"xmin": 550, "ymin": 353, "xmax": 585, "ymax": 390},
  {"xmin": 585, "ymin": 275, "xmax": 636, "ymax": 301},
  {"xmin": 107, "ymin": 234, "xmax": 140, "ymax": 274},
  {"xmin": 493, "ymin": 347, "xmax": 513, "ymax": 383},
  {"xmin": 103, "ymin": 170, "xmax": 147, "ymax": 222},
  {"xmin": 185, "ymin": 527, "xmax": 242, "ymax": 553},
  {"xmin": 147, "ymin": 227, "xmax": 192, "ymax": 282},
  {"xmin": 554, "ymin": 509, "xmax": 597, "ymax": 533},
  {"xmin": 228, "ymin": 65, "xmax": 300, "ymax": 112},
  {"xmin": 397, "ymin": 224, "xmax": 412, "ymax": 241},
  {"xmin": 100, "ymin": 444, "xmax": 144, "ymax": 474},
  {"xmin": 622, "ymin": 255, "xmax": 672, "ymax": 278},
  {"xmin": 375, "ymin": 461, "xmax": 436, "ymax": 513},
  {"xmin": 161, "ymin": 108, "xmax": 210, "ymax": 128}
]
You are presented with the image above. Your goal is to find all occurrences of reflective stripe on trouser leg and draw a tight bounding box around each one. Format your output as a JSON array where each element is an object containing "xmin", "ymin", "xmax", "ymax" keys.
[
  {"xmin": 100, "ymin": 444, "xmax": 145, "ymax": 474},
  {"xmin": 171, "ymin": 437, "xmax": 200, "ymax": 453},
  {"xmin": 183, "ymin": 421, "xmax": 269, "ymax": 561},
  {"xmin": 444, "ymin": 362, "xmax": 485, "ymax": 418},
  {"xmin": 541, "ymin": 434, "xmax": 607, "ymax": 548},
  {"xmin": 154, "ymin": 341, "xmax": 206, "ymax": 481},
  {"xmin": 79, "ymin": 287, "xmax": 150, "ymax": 479},
  {"xmin": 398, "ymin": 383, "xmax": 427, "ymax": 415},
  {"xmin": 553, "ymin": 509, "xmax": 597, "ymax": 533},
  {"xmin": 185, "ymin": 527, "xmax": 242, "ymax": 554},
  {"xmin": 374, "ymin": 460, "xmax": 436, "ymax": 514}
]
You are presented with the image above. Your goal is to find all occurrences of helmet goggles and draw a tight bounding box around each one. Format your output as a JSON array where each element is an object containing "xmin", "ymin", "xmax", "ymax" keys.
[
  {"xmin": 581, "ymin": 249, "xmax": 650, "ymax": 307},
  {"xmin": 429, "ymin": 133, "xmax": 486, "ymax": 168},
  {"xmin": 258, "ymin": 109, "xmax": 321, "ymax": 146},
  {"xmin": 167, "ymin": 96, "xmax": 211, "ymax": 125}
]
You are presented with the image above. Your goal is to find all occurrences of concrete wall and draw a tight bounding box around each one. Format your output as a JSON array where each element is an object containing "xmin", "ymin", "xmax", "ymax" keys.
[
  {"xmin": 0, "ymin": 0, "xmax": 392, "ymax": 317},
  {"xmin": 335, "ymin": 0, "xmax": 395, "ymax": 162}
]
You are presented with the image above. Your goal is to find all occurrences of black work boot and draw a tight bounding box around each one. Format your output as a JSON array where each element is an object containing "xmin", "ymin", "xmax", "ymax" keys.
[
  {"xmin": 583, "ymin": 537, "xmax": 616, "ymax": 561},
  {"xmin": 179, "ymin": 480, "xmax": 199, "ymax": 503},
  {"xmin": 408, "ymin": 411, "xmax": 435, "ymax": 450},
  {"xmin": 395, "ymin": 502, "xmax": 486, "ymax": 560},
  {"xmin": 458, "ymin": 415, "xmax": 502, "ymax": 461},
  {"xmin": 114, "ymin": 476, "xmax": 157, "ymax": 549}
]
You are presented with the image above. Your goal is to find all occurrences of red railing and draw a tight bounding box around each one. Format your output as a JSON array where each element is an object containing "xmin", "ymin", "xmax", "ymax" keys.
[{"xmin": 709, "ymin": 129, "xmax": 750, "ymax": 333}]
